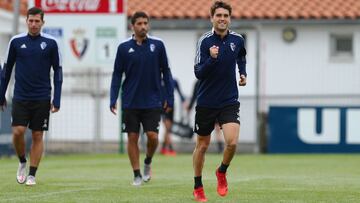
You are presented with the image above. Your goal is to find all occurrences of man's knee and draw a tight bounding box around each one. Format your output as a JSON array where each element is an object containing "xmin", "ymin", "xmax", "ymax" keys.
[
  {"xmin": 32, "ymin": 131, "xmax": 43, "ymax": 143},
  {"xmin": 146, "ymin": 131, "xmax": 158, "ymax": 141},
  {"xmin": 196, "ymin": 141, "xmax": 210, "ymax": 153},
  {"xmin": 225, "ymin": 142, "xmax": 237, "ymax": 151}
]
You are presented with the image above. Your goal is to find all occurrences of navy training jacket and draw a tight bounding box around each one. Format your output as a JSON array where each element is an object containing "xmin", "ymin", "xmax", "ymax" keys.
[
  {"xmin": 110, "ymin": 35, "xmax": 174, "ymax": 109},
  {"xmin": 0, "ymin": 32, "xmax": 63, "ymax": 108},
  {"xmin": 194, "ymin": 30, "xmax": 247, "ymax": 108}
]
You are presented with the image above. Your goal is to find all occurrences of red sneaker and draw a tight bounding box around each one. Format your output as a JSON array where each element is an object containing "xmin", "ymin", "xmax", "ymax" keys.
[
  {"xmin": 216, "ymin": 169, "xmax": 228, "ymax": 196},
  {"xmin": 167, "ymin": 149, "xmax": 177, "ymax": 156},
  {"xmin": 160, "ymin": 148, "xmax": 168, "ymax": 155},
  {"xmin": 193, "ymin": 186, "xmax": 208, "ymax": 202}
]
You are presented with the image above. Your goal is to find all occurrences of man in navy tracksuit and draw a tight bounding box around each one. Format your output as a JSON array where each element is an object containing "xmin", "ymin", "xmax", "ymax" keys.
[
  {"xmin": 0, "ymin": 7, "xmax": 63, "ymax": 186},
  {"xmin": 110, "ymin": 11, "xmax": 174, "ymax": 186},
  {"xmin": 160, "ymin": 78, "xmax": 186, "ymax": 156},
  {"xmin": 192, "ymin": 1, "xmax": 247, "ymax": 201}
]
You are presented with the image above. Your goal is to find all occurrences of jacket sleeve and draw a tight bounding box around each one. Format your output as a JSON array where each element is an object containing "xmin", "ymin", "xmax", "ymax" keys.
[
  {"xmin": 0, "ymin": 40, "xmax": 16, "ymax": 105},
  {"xmin": 237, "ymin": 38, "xmax": 247, "ymax": 77},
  {"xmin": 110, "ymin": 45, "xmax": 125, "ymax": 109},
  {"xmin": 159, "ymin": 42, "xmax": 174, "ymax": 107},
  {"xmin": 194, "ymin": 38, "xmax": 218, "ymax": 79},
  {"xmin": 51, "ymin": 40, "xmax": 63, "ymax": 109}
]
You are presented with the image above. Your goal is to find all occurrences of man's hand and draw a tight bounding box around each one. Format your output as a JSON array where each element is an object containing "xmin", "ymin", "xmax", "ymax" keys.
[
  {"xmin": 51, "ymin": 104, "xmax": 60, "ymax": 113},
  {"xmin": 163, "ymin": 100, "xmax": 172, "ymax": 113},
  {"xmin": 239, "ymin": 75, "xmax": 247, "ymax": 86},
  {"xmin": 0, "ymin": 99, "xmax": 7, "ymax": 111},
  {"xmin": 110, "ymin": 104, "xmax": 117, "ymax": 115},
  {"xmin": 209, "ymin": 45, "xmax": 219, "ymax": 59}
]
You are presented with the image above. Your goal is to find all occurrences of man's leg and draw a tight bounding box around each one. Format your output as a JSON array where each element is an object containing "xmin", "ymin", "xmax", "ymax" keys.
[
  {"xmin": 143, "ymin": 131, "xmax": 158, "ymax": 182},
  {"xmin": 127, "ymin": 132, "xmax": 142, "ymax": 186},
  {"xmin": 161, "ymin": 119, "xmax": 171, "ymax": 154},
  {"xmin": 221, "ymin": 123, "xmax": 239, "ymax": 165},
  {"xmin": 193, "ymin": 135, "xmax": 210, "ymax": 202},
  {"xmin": 214, "ymin": 123, "xmax": 224, "ymax": 153},
  {"xmin": 193, "ymin": 135, "xmax": 211, "ymax": 178},
  {"xmin": 215, "ymin": 122, "xmax": 239, "ymax": 196},
  {"xmin": 13, "ymin": 126, "xmax": 27, "ymax": 184},
  {"xmin": 25, "ymin": 130, "xmax": 44, "ymax": 186}
]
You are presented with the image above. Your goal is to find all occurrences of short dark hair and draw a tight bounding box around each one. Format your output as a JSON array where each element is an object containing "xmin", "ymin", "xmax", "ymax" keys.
[
  {"xmin": 210, "ymin": 1, "xmax": 232, "ymax": 17},
  {"xmin": 131, "ymin": 11, "xmax": 149, "ymax": 25},
  {"xmin": 27, "ymin": 7, "xmax": 44, "ymax": 21}
]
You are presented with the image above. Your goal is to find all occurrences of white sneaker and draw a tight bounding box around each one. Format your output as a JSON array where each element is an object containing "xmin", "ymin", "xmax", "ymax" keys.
[
  {"xmin": 16, "ymin": 163, "xmax": 27, "ymax": 184},
  {"xmin": 132, "ymin": 176, "xmax": 142, "ymax": 186},
  {"xmin": 25, "ymin": 175, "xmax": 36, "ymax": 186},
  {"xmin": 143, "ymin": 164, "xmax": 151, "ymax": 182}
]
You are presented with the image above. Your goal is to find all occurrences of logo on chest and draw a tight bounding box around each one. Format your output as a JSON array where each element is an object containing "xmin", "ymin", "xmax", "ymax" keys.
[
  {"xmin": 40, "ymin": 42, "xmax": 47, "ymax": 50},
  {"xmin": 230, "ymin": 42, "xmax": 236, "ymax": 52},
  {"xmin": 150, "ymin": 44, "xmax": 156, "ymax": 52}
]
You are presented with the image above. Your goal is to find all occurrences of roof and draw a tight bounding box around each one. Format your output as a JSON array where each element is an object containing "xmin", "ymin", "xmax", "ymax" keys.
[
  {"xmin": 0, "ymin": 0, "xmax": 28, "ymax": 16},
  {"xmin": 1, "ymin": 0, "xmax": 359, "ymax": 20},
  {"xmin": 128, "ymin": 0, "xmax": 360, "ymax": 20}
]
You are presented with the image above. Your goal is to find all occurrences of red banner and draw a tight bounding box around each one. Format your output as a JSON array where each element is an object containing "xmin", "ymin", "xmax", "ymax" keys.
[{"xmin": 34, "ymin": 0, "xmax": 124, "ymax": 14}]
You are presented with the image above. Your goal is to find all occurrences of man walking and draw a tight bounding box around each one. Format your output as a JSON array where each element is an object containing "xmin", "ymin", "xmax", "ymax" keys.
[
  {"xmin": 0, "ymin": 7, "xmax": 63, "ymax": 186},
  {"xmin": 192, "ymin": 1, "xmax": 247, "ymax": 201},
  {"xmin": 110, "ymin": 11, "xmax": 174, "ymax": 186}
]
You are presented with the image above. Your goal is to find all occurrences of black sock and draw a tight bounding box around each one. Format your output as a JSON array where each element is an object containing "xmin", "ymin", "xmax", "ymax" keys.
[
  {"xmin": 162, "ymin": 142, "xmax": 166, "ymax": 149},
  {"xmin": 18, "ymin": 155, "xmax": 27, "ymax": 163},
  {"xmin": 29, "ymin": 166, "xmax": 37, "ymax": 177},
  {"xmin": 218, "ymin": 162, "xmax": 229, "ymax": 173},
  {"xmin": 194, "ymin": 176, "xmax": 203, "ymax": 189},
  {"xmin": 169, "ymin": 143, "xmax": 174, "ymax": 150},
  {"xmin": 133, "ymin": 169, "xmax": 141, "ymax": 178},
  {"xmin": 144, "ymin": 156, "xmax": 152, "ymax": 165}
]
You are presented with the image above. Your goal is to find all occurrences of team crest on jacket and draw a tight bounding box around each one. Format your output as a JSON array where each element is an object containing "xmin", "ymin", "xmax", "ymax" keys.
[
  {"xmin": 150, "ymin": 44, "xmax": 155, "ymax": 52},
  {"xmin": 70, "ymin": 28, "xmax": 89, "ymax": 60},
  {"xmin": 230, "ymin": 42, "xmax": 236, "ymax": 52},
  {"xmin": 40, "ymin": 42, "xmax": 47, "ymax": 50}
]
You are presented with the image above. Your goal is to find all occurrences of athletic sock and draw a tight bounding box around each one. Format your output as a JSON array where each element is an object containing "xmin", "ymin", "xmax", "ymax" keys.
[
  {"xmin": 29, "ymin": 166, "xmax": 37, "ymax": 177},
  {"xmin": 133, "ymin": 169, "xmax": 142, "ymax": 178},
  {"xmin": 169, "ymin": 143, "xmax": 174, "ymax": 151},
  {"xmin": 194, "ymin": 176, "xmax": 203, "ymax": 189},
  {"xmin": 218, "ymin": 162, "xmax": 229, "ymax": 173},
  {"xmin": 144, "ymin": 156, "xmax": 152, "ymax": 165},
  {"xmin": 18, "ymin": 155, "xmax": 27, "ymax": 163}
]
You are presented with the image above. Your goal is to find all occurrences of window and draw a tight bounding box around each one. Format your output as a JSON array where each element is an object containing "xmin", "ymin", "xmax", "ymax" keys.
[{"xmin": 330, "ymin": 34, "xmax": 353, "ymax": 61}]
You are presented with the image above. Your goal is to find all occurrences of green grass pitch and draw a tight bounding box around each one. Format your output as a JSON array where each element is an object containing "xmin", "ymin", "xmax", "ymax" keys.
[{"xmin": 1, "ymin": 154, "xmax": 360, "ymax": 202}]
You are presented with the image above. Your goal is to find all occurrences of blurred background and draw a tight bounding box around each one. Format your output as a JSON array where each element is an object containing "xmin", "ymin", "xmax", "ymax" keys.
[{"xmin": 0, "ymin": 0, "xmax": 359, "ymax": 155}]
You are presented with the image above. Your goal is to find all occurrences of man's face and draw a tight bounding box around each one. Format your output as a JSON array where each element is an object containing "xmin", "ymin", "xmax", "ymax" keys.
[
  {"xmin": 27, "ymin": 14, "xmax": 44, "ymax": 36},
  {"xmin": 211, "ymin": 8, "xmax": 231, "ymax": 33},
  {"xmin": 132, "ymin": 17, "xmax": 149, "ymax": 38}
]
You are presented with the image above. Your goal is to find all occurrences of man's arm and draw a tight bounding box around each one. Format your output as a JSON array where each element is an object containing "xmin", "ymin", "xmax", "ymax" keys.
[
  {"xmin": 237, "ymin": 38, "xmax": 247, "ymax": 86},
  {"xmin": 110, "ymin": 45, "xmax": 125, "ymax": 115},
  {"xmin": 194, "ymin": 38, "xmax": 218, "ymax": 79},
  {"xmin": 51, "ymin": 40, "xmax": 63, "ymax": 112},
  {"xmin": 159, "ymin": 42, "xmax": 174, "ymax": 108},
  {"xmin": 0, "ymin": 39, "xmax": 17, "ymax": 107}
]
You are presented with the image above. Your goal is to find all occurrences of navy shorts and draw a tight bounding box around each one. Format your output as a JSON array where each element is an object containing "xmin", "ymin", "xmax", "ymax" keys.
[
  {"xmin": 194, "ymin": 103, "xmax": 240, "ymax": 136},
  {"xmin": 12, "ymin": 100, "xmax": 51, "ymax": 131},
  {"xmin": 122, "ymin": 108, "xmax": 162, "ymax": 134}
]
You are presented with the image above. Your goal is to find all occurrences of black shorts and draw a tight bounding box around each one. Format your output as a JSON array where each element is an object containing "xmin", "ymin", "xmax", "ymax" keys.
[
  {"xmin": 122, "ymin": 108, "xmax": 162, "ymax": 134},
  {"xmin": 194, "ymin": 103, "xmax": 240, "ymax": 136},
  {"xmin": 12, "ymin": 100, "xmax": 51, "ymax": 131},
  {"xmin": 161, "ymin": 109, "xmax": 174, "ymax": 121}
]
